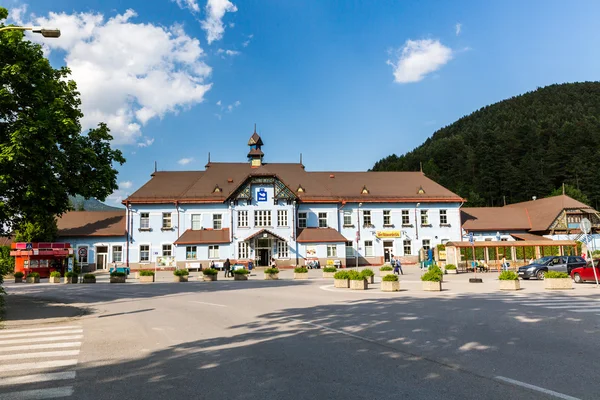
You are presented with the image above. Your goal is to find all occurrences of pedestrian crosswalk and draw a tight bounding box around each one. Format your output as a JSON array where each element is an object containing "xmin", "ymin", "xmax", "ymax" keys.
[
  {"xmin": 479, "ymin": 293, "xmax": 600, "ymax": 314},
  {"xmin": 0, "ymin": 324, "xmax": 82, "ymax": 399}
]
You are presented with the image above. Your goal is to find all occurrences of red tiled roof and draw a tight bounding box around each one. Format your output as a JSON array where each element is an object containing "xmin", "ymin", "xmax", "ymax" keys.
[
  {"xmin": 0, "ymin": 236, "xmax": 13, "ymax": 246},
  {"xmin": 511, "ymin": 233, "xmax": 551, "ymax": 241},
  {"xmin": 57, "ymin": 211, "xmax": 126, "ymax": 237},
  {"xmin": 461, "ymin": 208, "xmax": 531, "ymax": 231},
  {"xmin": 242, "ymin": 229, "xmax": 286, "ymax": 242},
  {"xmin": 504, "ymin": 195, "xmax": 592, "ymax": 232},
  {"xmin": 174, "ymin": 229, "xmax": 231, "ymax": 245},
  {"xmin": 297, "ymin": 228, "xmax": 348, "ymax": 243}
]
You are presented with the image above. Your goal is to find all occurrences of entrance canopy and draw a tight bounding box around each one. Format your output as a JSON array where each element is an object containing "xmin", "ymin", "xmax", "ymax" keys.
[{"xmin": 242, "ymin": 229, "xmax": 286, "ymax": 242}]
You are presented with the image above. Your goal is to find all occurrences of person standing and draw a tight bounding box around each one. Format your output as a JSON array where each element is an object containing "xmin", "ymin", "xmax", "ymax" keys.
[
  {"xmin": 223, "ymin": 258, "xmax": 231, "ymax": 277},
  {"xmin": 395, "ymin": 257, "xmax": 404, "ymax": 275}
]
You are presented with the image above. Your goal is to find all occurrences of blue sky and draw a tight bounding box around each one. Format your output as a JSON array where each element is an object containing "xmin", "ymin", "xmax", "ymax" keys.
[{"xmin": 6, "ymin": 0, "xmax": 600, "ymax": 204}]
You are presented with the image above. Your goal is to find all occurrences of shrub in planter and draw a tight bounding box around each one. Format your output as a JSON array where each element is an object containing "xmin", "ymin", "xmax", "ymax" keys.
[
  {"xmin": 233, "ymin": 268, "xmax": 250, "ymax": 281},
  {"xmin": 322, "ymin": 266, "xmax": 337, "ymax": 278},
  {"xmin": 348, "ymin": 270, "xmax": 367, "ymax": 290},
  {"xmin": 139, "ymin": 270, "xmax": 155, "ymax": 283},
  {"xmin": 49, "ymin": 271, "xmax": 62, "ymax": 284},
  {"xmin": 83, "ymin": 273, "xmax": 96, "ymax": 283},
  {"xmin": 294, "ymin": 266, "xmax": 309, "ymax": 280},
  {"xmin": 64, "ymin": 271, "xmax": 78, "ymax": 284},
  {"xmin": 14, "ymin": 271, "xmax": 24, "ymax": 283},
  {"xmin": 202, "ymin": 268, "xmax": 218, "ymax": 281},
  {"xmin": 379, "ymin": 265, "xmax": 393, "ymax": 276},
  {"xmin": 361, "ymin": 268, "xmax": 375, "ymax": 284},
  {"xmin": 421, "ymin": 268, "xmax": 442, "ymax": 291},
  {"xmin": 445, "ymin": 264, "xmax": 458, "ymax": 274},
  {"xmin": 26, "ymin": 272, "xmax": 40, "ymax": 283},
  {"xmin": 381, "ymin": 274, "xmax": 400, "ymax": 292},
  {"xmin": 333, "ymin": 270, "xmax": 350, "ymax": 288},
  {"xmin": 544, "ymin": 271, "xmax": 573, "ymax": 290},
  {"xmin": 498, "ymin": 270, "xmax": 520, "ymax": 290},
  {"xmin": 173, "ymin": 269, "xmax": 189, "ymax": 282},
  {"xmin": 264, "ymin": 267, "xmax": 279, "ymax": 280},
  {"xmin": 110, "ymin": 271, "xmax": 127, "ymax": 283}
]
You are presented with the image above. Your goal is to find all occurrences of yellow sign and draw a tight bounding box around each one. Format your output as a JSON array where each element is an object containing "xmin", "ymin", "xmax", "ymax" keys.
[
  {"xmin": 251, "ymin": 159, "xmax": 262, "ymax": 167},
  {"xmin": 439, "ymin": 250, "xmax": 447, "ymax": 260},
  {"xmin": 326, "ymin": 259, "xmax": 334, "ymax": 266},
  {"xmin": 375, "ymin": 230, "xmax": 401, "ymax": 238}
]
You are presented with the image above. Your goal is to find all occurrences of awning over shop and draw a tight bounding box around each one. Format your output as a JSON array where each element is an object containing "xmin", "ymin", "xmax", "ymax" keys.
[
  {"xmin": 297, "ymin": 228, "xmax": 349, "ymax": 243},
  {"xmin": 242, "ymin": 229, "xmax": 287, "ymax": 242},
  {"xmin": 174, "ymin": 228, "xmax": 231, "ymax": 245}
]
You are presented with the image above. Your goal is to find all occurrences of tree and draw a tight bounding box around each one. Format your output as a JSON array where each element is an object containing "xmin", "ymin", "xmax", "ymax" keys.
[
  {"xmin": 13, "ymin": 214, "xmax": 58, "ymax": 242},
  {"xmin": 549, "ymin": 185, "xmax": 590, "ymax": 206},
  {"xmin": 0, "ymin": 8, "xmax": 125, "ymax": 234}
]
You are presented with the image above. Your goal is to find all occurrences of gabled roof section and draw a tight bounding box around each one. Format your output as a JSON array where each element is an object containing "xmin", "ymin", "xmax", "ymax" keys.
[
  {"xmin": 461, "ymin": 207, "xmax": 531, "ymax": 231},
  {"xmin": 125, "ymin": 171, "xmax": 204, "ymax": 203},
  {"xmin": 174, "ymin": 229, "xmax": 231, "ymax": 245},
  {"xmin": 242, "ymin": 229, "xmax": 287, "ymax": 242},
  {"xmin": 248, "ymin": 132, "xmax": 263, "ymax": 146},
  {"xmin": 57, "ymin": 211, "xmax": 126, "ymax": 237},
  {"xmin": 505, "ymin": 195, "xmax": 593, "ymax": 232}
]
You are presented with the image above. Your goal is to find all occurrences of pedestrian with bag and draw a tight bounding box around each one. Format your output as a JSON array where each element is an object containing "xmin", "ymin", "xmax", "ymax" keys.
[{"xmin": 224, "ymin": 258, "xmax": 231, "ymax": 277}]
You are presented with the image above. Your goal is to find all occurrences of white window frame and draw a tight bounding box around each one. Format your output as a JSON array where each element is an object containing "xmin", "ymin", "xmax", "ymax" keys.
[
  {"xmin": 140, "ymin": 213, "xmax": 150, "ymax": 229},
  {"xmin": 343, "ymin": 210, "xmax": 352, "ymax": 226},
  {"xmin": 440, "ymin": 209, "xmax": 448, "ymax": 225},
  {"xmin": 162, "ymin": 213, "xmax": 172, "ymax": 229},
  {"xmin": 278, "ymin": 240, "xmax": 289, "ymax": 258},
  {"xmin": 238, "ymin": 242, "xmax": 249, "ymax": 259},
  {"xmin": 238, "ymin": 210, "xmax": 249, "ymax": 228},
  {"xmin": 383, "ymin": 210, "xmax": 391, "ymax": 226},
  {"xmin": 213, "ymin": 214, "xmax": 222, "ymax": 230},
  {"xmin": 277, "ymin": 210, "xmax": 288, "ymax": 227},
  {"xmin": 318, "ymin": 212, "xmax": 327, "ymax": 228},
  {"xmin": 139, "ymin": 244, "xmax": 150, "ymax": 263},
  {"xmin": 191, "ymin": 214, "xmax": 202, "ymax": 230},
  {"xmin": 402, "ymin": 210, "xmax": 410, "ymax": 225},
  {"xmin": 363, "ymin": 210, "xmax": 372, "ymax": 227},
  {"xmin": 364, "ymin": 240, "xmax": 373, "ymax": 257},
  {"xmin": 327, "ymin": 244, "xmax": 337, "ymax": 257},
  {"xmin": 403, "ymin": 240, "xmax": 412, "ymax": 255},
  {"xmin": 254, "ymin": 210, "xmax": 272, "ymax": 227},
  {"xmin": 422, "ymin": 239, "xmax": 431, "ymax": 251},
  {"xmin": 420, "ymin": 210, "xmax": 429, "ymax": 225},
  {"xmin": 162, "ymin": 244, "xmax": 172, "ymax": 257},
  {"xmin": 345, "ymin": 241, "xmax": 354, "ymax": 257},
  {"xmin": 298, "ymin": 212, "xmax": 307, "ymax": 228},
  {"xmin": 186, "ymin": 245, "xmax": 197, "ymax": 260},
  {"xmin": 209, "ymin": 245, "xmax": 220, "ymax": 259},
  {"xmin": 112, "ymin": 245, "xmax": 123, "ymax": 263}
]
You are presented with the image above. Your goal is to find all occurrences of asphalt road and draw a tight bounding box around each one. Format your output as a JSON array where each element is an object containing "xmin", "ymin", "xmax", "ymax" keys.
[{"xmin": 2, "ymin": 267, "xmax": 599, "ymax": 400}]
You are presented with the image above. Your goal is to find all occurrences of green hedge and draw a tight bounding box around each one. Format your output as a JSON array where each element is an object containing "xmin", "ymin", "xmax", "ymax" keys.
[
  {"xmin": 334, "ymin": 270, "xmax": 349, "ymax": 280},
  {"xmin": 421, "ymin": 266, "xmax": 443, "ymax": 282},
  {"xmin": 65, "ymin": 271, "xmax": 78, "ymax": 278},
  {"xmin": 360, "ymin": 269, "xmax": 374, "ymax": 278},
  {"xmin": 139, "ymin": 270, "xmax": 155, "ymax": 276},
  {"xmin": 347, "ymin": 270, "xmax": 363, "ymax": 281},
  {"xmin": 233, "ymin": 268, "xmax": 249, "ymax": 275},
  {"xmin": 294, "ymin": 267, "xmax": 308, "ymax": 273},
  {"xmin": 13, "ymin": 272, "xmax": 24, "ymax": 278},
  {"xmin": 382, "ymin": 274, "xmax": 398, "ymax": 282},
  {"xmin": 498, "ymin": 271, "xmax": 519, "ymax": 281},
  {"xmin": 264, "ymin": 267, "xmax": 279, "ymax": 274},
  {"xmin": 545, "ymin": 271, "xmax": 570, "ymax": 279},
  {"xmin": 83, "ymin": 274, "xmax": 95, "ymax": 280},
  {"xmin": 28, "ymin": 272, "xmax": 40, "ymax": 278},
  {"xmin": 173, "ymin": 269, "xmax": 189, "ymax": 276},
  {"xmin": 380, "ymin": 266, "xmax": 393, "ymax": 271},
  {"xmin": 110, "ymin": 271, "xmax": 127, "ymax": 277},
  {"xmin": 202, "ymin": 268, "xmax": 218, "ymax": 276},
  {"xmin": 445, "ymin": 264, "xmax": 457, "ymax": 270},
  {"xmin": 50, "ymin": 271, "xmax": 62, "ymax": 278},
  {"xmin": 323, "ymin": 267, "xmax": 337, "ymax": 273}
]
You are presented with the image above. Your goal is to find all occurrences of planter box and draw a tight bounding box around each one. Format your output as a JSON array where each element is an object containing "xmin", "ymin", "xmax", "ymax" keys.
[
  {"xmin": 381, "ymin": 280, "xmax": 400, "ymax": 292},
  {"xmin": 83, "ymin": 278, "xmax": 96, "ymax": 284},
  {"xmin": 64, "ymin": 277, "xmax": 77, "ymax": 284},
  {"xmin": 49, "ymin": 277, "xmax": 61, "ymax": 284},
  {"xmin": 544, "ymin": 278, "xmax": 573, "ymax": 290},
  {"xmin": 110, "ymin": 276, "xmax": 126, "ymax": 283},
  {"xmin": 264, "ymin": 273, "xmax": 279, "ymax": 280},
  {"xmin": 294, "ymin": 273, "xmax": 309, "ymax": 280},
  {"xmin": 334, "ymin": 278, "xmax": 349, "ymax": 288},
  {"xmin": 14, "ymin": 277, "xmax": 23, "ymax": 283},
  {"xmin": 379, "ymin": 269, "xmax": 393, "ymax": 277},
  {"xmin": 446, "ymin": 269, "xmax": 458, "ymax": 274},
  {"xmin": 174, "ymin": 276, "xmax": 188, "ymax": 282},
  {"xmin": 234, "ymin": 274, "xmax": 248, "ymax": 281},
  {"xmin": 499, "ymin": 279, "xmax": 520, "ymax": 290},
  {"xmin": 203, "ymin": 274, "xmax": 217, "ymax": 282},
  {"xmin": 139, "ymin": 275, "xmax": 155, "ymax": 283},
  {"xmin": 322, "ymin": 272, "xmax": 336, "ymax": 279},
  {"xmin": 422, "ymin": 281, "xmax": 442, "ymax": 291},
  {"xmin": 350, "ymin": 279, "xmax": 368, "ymax": 290},
  {"xmin": 134, "ymin": 272, "xmax": 140, "ymax": 279},
  {"xmin": 364, "ymin": 276, "xmax": 375, "ymax": 284},
  {"xmin": 26, "ymin": 276, "xmax": 40, "ymax": 283}
]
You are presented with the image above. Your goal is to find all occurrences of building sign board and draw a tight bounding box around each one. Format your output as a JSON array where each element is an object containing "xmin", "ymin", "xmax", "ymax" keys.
[
  {"xmin": 257, "ymin": 188, "xmax": 268, "ymax": 202},
  {"xmin": 375, "ymin": 230, "xmax": 401, "ymax": 238}
]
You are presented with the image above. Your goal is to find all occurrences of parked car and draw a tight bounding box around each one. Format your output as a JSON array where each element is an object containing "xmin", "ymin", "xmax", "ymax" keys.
[
  {"xmin": 571, "ymin": 259, "xmax": 600, "ymax": 283},
  {"xmin": 517, "ymin": 255, "xmax": 586, "ymax": 280}
]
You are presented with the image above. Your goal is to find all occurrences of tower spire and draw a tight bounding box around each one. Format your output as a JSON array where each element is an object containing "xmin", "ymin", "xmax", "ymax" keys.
[{"xmin": 248, "ymin": 126, "xmax": 264, "ymax": 167}]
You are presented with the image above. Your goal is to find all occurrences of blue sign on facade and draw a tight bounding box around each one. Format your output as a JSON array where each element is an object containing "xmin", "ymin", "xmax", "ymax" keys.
[
  {"xmin": 469, "ymin": 232, "xmax": 474, "ymax": 244},
  {"xmin": 257, "ymin": 188, "xmax": 268, "ymax": 202},
  {"xmin": 26, "ymin": 242, "xmax": 33, "ymax": 250}
]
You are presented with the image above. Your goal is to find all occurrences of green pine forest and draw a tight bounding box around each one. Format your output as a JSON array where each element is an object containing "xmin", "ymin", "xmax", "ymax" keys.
[{"xmin": 372, "ymin": 82, "xmax": 600, "ymax": 207}]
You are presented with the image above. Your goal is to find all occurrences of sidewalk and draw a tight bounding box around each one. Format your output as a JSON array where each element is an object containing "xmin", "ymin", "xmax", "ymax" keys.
[{"xmin": 1, "ymin": 294, "xmax": 88, "ymax": 328}]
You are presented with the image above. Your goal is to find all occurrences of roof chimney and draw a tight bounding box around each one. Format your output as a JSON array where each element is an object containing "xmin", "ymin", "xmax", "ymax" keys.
[
  {"xmin": 227, "ymin": 178, "xmax": 233, "ymax": 183},
  {"xmin": 329, "ymin": 174, "xmax": 335, "ymax": 178}
]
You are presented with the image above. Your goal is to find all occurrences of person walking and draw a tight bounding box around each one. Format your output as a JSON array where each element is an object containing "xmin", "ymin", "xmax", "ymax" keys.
[
  {"xmin": 271, "ymin": 257, "xmax": 277, "ymax": 269},
  {"xmin": 395, "ymin": 257, "xmax": 404, "ymax": 275},
  {"xmin": 223, "ymin": 258, "xmax": 231, "ymax": 277},
  {"xmin": 393, "ymin": 257, "xmax": 400, "ymax": 275}
]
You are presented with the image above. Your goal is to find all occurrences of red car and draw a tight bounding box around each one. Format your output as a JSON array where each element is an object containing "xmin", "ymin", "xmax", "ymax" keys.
[{"xmin": 571, "ymin": 259, "xmax": 600, "ymax": 283}]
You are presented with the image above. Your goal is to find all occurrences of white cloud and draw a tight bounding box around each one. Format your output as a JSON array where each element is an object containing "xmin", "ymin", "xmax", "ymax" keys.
[
  {"xmin": 119, "ymin": 181, "xmax": 133, "ymax": 189},
  {"xmin": 216, "ymin": 100, "xmax": 222, "ymax": 106},
  {"xmin": 228, "ymin": 22, "xmax": 235, "ymax": 28},
  {"xmin": 178, "ymin": 157, "xmax": 194, "ymax": 165},
  {"xmin": 138, "ymin": 138, "xmax": 155, "ymax": 148},
  {"xmin": 387, "ymin": 39, "xmax": 453, "ymax": 84},
  {"xmin": 234, "ymin": 100, "xmax": 241, "ymax": 107},
  {"xmin": 174, "ymin": 0, "xmax": 201, "ymax": 13},
  {"xmin": 217, "ymin": 48, "xmax": 240, "ymax": 57},
  {"xmin": 22, "ymin": 9, "xmax": 212, "ymax": 145},
  {"xmin": 201, "ymin": 0, "xmax": 238, "ymax": 44},
  {"xmin": 9, "ymin": 4, "xmax": 27, "ymax": 24},
  {"xmin": 455, "ymin": 23, "xmax": 462, "ymax": 36},
  {"xmin": 242, "ymin": 33, "xmax": 253, "ymax": 47}
]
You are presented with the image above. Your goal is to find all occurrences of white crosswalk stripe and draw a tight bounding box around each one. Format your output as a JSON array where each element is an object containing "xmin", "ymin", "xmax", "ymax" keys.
[
  {"xmin": 0, "ymin": 325, "xmax": 83, "ymax": 399},
  {"xmin": 480, "ymin": 294, "xmax": 600, "ymax": 313}
]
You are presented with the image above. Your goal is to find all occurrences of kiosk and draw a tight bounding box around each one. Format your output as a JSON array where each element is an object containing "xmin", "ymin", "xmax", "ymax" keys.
[{"xmin": 10, "ymin": 242, "xmax": 73, "ymax": 278}]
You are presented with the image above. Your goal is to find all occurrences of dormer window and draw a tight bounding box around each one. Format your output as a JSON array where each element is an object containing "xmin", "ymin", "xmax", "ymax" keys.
[
  {"xmin": 361, "ymin": 186, "xmax": 369, "ymax": 195},
  {"xmin": 213, "ymin": 185, "xmax": 222, "ymax": 193},
  {"xmin": 417, "ymin": 186, "xmax": 425, "ymax": 195},
  {"xmin": 297, "ymin": 185, "xmax": 304, "ymax": 193}
]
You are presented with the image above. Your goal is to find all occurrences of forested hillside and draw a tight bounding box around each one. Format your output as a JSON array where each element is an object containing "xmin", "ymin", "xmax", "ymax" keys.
[{"xmin": 372, "ymin": 82, "xmax": 600, "ymax": 207}]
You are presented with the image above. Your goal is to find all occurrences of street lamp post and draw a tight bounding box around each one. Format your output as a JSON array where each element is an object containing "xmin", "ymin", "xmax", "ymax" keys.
[{"xmin": 0, "ymin": 26, "xmax": 61, "ymax": 38}]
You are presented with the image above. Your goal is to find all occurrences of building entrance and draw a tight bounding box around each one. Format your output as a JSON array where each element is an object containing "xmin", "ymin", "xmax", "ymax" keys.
[
  {"xmin": 383, "ymin": 241, "xmax": 394, "ymax": 263},
  {"xmin": 257, "ymin": 249, "xmax": 271, "ymax": 266},
  {"xmin": 96, "ymin": 246, "xmax": 108, "ymax": 270}
]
